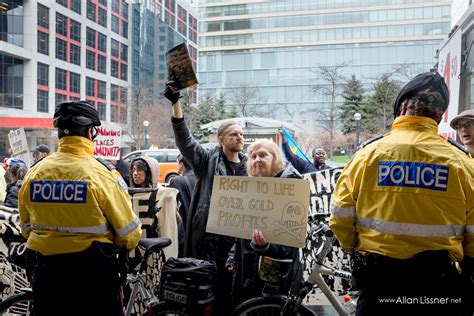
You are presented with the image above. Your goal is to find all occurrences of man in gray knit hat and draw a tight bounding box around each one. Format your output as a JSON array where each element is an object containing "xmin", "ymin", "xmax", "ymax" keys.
[{"xmin": 450, "ymin": 109, "xmax": 474, "ymax": 155}]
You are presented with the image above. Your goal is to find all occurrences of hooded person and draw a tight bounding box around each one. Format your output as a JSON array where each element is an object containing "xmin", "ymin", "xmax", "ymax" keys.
[{"xmin": 129, "ymin": 156, "xmax": 180, "ymax": 259}]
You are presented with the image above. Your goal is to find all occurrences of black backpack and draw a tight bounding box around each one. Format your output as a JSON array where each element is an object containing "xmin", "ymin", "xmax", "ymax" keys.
[{"xmin": 159, "ymin": 257, "xmax": 217, "ymax": 311}]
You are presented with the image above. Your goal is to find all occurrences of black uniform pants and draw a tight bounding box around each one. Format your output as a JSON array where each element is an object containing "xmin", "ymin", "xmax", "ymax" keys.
[
  {"xmin": 354, "ymin": 251, "xmax": 464, "ymax": 316},
  {"xmin": 30, "ymin": 242, "xmax": 123, "ymax": 316}
]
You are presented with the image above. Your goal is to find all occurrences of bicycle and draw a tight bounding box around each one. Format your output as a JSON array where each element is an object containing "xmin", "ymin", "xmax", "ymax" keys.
[
  {"xmin": 231, "ymin": 222, "xmax": 356, "ymax": 316},
  {"xmin": 124, "ymin": 236, "xmax": 191, "ymax": 316}
]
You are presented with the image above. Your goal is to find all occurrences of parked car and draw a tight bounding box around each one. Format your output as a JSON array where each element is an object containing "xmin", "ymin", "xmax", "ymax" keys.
[{"xmin": 123, "ymin": 149, "xmax": 180, "ymax": 183}]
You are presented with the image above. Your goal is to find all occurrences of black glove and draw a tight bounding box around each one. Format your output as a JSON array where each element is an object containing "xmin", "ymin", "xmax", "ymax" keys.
[{"xmin": 164, "ymin": 82, "xmax": 181, "ymax": 105}]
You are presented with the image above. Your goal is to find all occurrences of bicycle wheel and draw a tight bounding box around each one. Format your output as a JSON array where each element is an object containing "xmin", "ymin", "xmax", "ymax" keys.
[
  {"xmin": 0, "ymin": 290, "xmax": 34, "ymax": 315},
  {"xmin": 232, "ymin": 296, "xmax": 314, "ymax": 316}
]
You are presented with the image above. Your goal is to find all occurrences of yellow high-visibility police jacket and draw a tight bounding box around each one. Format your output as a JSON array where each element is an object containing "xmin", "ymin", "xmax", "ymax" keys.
[
  {"xmin": 19, "ymin": 136, "xmax": 142, "ymax": 256},
  {"xmin": 329, "ymin": 116, "xmax": 474, "ymax": 261}
]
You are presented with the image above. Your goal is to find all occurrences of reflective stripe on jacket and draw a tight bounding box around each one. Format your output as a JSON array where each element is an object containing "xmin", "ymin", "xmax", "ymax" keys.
[
  {"xmin": 329, "ymin": 116, "xmax": 474, "ymax": 260},
  {"xmin": 19, "ymin": 136, "xmax": 142, "ymax": 256}
]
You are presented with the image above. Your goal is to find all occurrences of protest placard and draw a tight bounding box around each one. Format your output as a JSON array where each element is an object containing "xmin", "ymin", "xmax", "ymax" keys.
[
  {"xmin": 303, "ymin": 167, "xmax": 343, "ymax": 219},
  {"xmin": 93, "ymin": 124, "xmax": 122, "ymax": 160},
  {"xmin": 166, "ymin": 43, "xmax": 198, "ymax": 90},
  {"xmin": 7, "ymin": 128, "xmax": 30, "ymax": 167},
  {"xmin": 207, "ymin": 176, "xmax": 310, "ymax": 248}
]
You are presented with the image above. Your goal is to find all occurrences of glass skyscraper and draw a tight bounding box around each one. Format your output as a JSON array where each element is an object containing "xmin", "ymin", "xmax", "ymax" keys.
[{"xmin": 197, "ymin": 0, "xmax": 452, "ymax": 119}]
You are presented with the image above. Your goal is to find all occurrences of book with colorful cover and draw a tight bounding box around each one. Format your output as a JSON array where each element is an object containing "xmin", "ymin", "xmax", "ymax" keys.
[{"xmin": 166, "ymin": 43, "xmax": 198, "ymax": 90}]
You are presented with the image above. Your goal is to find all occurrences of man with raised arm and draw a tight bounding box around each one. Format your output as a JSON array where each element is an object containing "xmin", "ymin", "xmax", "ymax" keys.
[
  {"xmin": 330, "ymin": 72, "xmax": 474, "ymax": 315},
  {"xmin": 19, "ymin": 101, "xmax": 142, "ymax": 315},
  {"xmin": 165, "ymin": 82, "xmax": 247, "ymax": 314}
]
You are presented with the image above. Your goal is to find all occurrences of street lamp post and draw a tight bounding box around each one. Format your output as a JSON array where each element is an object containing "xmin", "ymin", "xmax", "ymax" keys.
[
  {"xmin": 143, "ymin": 120, "xmax": 150, "ymax": 150},
  {"xmin": 354, "ymin": 112, "xmax": 361, "ymax": 149}
]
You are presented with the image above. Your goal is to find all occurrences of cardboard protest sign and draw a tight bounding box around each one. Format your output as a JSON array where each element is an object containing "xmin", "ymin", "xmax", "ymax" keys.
[
  {"xmin": 7, "ymin": 128, "xmax": 30, "ymax": 167},
  {"xmin": 207, "ymin": 176, "xmax": 310, "ymax": 248},
  {"xmin": 93, "ymin": 125, "xmax": 122, "ymax": 160},
  {"xmin": 166, "ymin": 43, "xmax": 198, "ymax": 90},
  {"xmin": 303, "ymin": 167, "xmax": 343, "ymax": 218}
]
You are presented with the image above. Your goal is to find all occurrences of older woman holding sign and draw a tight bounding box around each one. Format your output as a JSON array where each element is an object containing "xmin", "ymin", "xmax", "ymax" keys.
[{"xmin": 228, "ymin": 139, "xmax": 303, "ymax": 306}]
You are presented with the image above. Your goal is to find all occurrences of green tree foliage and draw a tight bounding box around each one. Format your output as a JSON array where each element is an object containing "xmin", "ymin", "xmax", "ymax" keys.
[
  {"xmin": 340, "ymin": 75, "xmax": 365, "ymax": 134},
  {"xmin": 360, "ymin": 74, "xmax": 401, "ymax": 134},
  {"xmin": 181, "ymin": 92, "xmax": 235, "ymax": 142}
]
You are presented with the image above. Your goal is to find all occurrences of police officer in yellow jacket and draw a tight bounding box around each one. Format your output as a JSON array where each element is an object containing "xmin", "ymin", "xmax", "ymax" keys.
[
  {"xmin": 330, "ymin": 72, "xmax": 474, "ymax": 316},
  {"xmin": 19, "ymin": 100, "xmax": 142, "ymax": 316}
]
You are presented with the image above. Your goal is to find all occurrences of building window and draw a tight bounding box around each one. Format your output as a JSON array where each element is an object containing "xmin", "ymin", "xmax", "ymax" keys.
[
  {"xmin": 111, "ymin": 84, "xmax": 118, "ymax": 101},
  {"xmin": 37, "ymin": 63, "xmax": 49, "ymax": 86},
  {"xmin": 37, "ymin": 90, "xmax": 49, "ymax": 113},
  {"xmin": 86, "ymin": 28, "xmax": 95, "ymax": 48},
  {"xmin": 97, "ymin": 102, "xmax": 106, "ymax": 120},
  {"xmin": 70, "ymin": 44, "xmax": 81, "ymax": 65},
  {"xmin": 122, "ymin": 1, "xmax": 129, "ymax": 19},
  {"xmin": 97, "ymin": 80, "xmax": 106, "ymax": 99},
  {"xmin": 56, "ymin": 38, "xmax": 67, "ymax": 61},
  {"xmin": 56, "ymin": 13, "xmax": 67, "ymax": 36},
  {"xmin": 111, "ymin": 60, "xmax": 119, "ymax": 78},
  {"xmin": 122, "ymin": 21, "xmax": 128, "ymax": 38},
  {"xmin": 111, "ymin": 104, "xmax": 119, "ymax": 122},
  {"xmin": 0, "ymin": 54, "xmax": 23, "ymax": 109},
  {"xmin": 70, "ymin": 72, "xmax": 80, "ymax": 93},
  {"xmin": 120, "ymin": 64, "xmax": 128, "ymax": 81},
  {"xmin": 38, "ymin": 31, "xmax": 49, "ymax": 55},
  {"xmin": 112, "ymin": 15, "xmax": 119, "ymax": 34},
  {"xmin": 55, "ymin": 93, "xmax": 67, "ymax": 105},
  {"xmin": 98, "ymin": 55, "xmax": 106, "ymax": 74},
  {"xmin": 120, "ymin": 44, "xmax": 128, "ymax": 62},
  {"xmin": 98, "ymin": 7, "xmax": 107, "ymax": 27},
  {"xmin": 71, "ymin": 0, "xmax": 81, "ymax": 14},
  {"xmin": 55, "ymin": 68, "xmax": 67, "ymax": 90},
  {"xmin": 56, "ymin": 0, "xmax": 67, "ymax": 6},
  {"xmin": 70, "ymin": 19, "xmax": 81, "ymax": 42},
  {"xmin": 38, "ymin": 4, "xmax": 49, "ymax": 28},
  {"xmin": 98, "ymin": 33, "xmax": 107, "ymax": 52},
  {"xmin": 120, "ymin": 88, "xmax": 127, "ymax": 104},
  {"xmin": 112, "ymin": 0, "xmax": 119, "ymax": 13},
  {"xmin": 86, "ymin": 51, "xmax": 96, "ymax": 70},
  {"xmin": 87, "ymin": 1, "xmax": 96, "ymax": 21},
  {"xmin": 86, "ymin": 77, "xmax": 95, "ymax": 96},
  {"xmin": 111, "ymin": 39, "xmax": 119, "ymax": 57},
  {"xmin": 98, "ymin": 0, "xmax": 107, "ymax": 6},
  {"xmin": 120, "ymin": 106, "xmax": 127, "ymax": 124}
]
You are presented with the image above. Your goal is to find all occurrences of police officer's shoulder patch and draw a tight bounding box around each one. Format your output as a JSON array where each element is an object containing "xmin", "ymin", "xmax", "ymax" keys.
[
  {"xmin": 96, "ymin": 157, "xmax": 116, "ymax": 171},
  {"xmin": 116, "ymin": 176, "xmax": 128, "ymax": 191},
  {"xmin": 361, "ymin": 134, "xmax": 383, "ymax": 149},
  {"xmin": 30, "ymin": 156, "xmax": 46, "ymax": 168},
  {"xmin": 447, "ymin": 138, "xmax": 469, "ymax": 155}
]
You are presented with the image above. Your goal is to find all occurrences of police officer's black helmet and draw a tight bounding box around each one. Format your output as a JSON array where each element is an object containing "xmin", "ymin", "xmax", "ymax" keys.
[
  {"xmin": 53, "ymin": 100, "xmax": 101, "ymax": 129},
  {"xmin": 393, "ymin": 72, "xmax": 449, "ymax": 118}
]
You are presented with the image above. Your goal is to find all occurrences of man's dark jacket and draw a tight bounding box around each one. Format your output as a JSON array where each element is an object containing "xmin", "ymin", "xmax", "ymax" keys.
[
  {"xmin": 172, "ymin": 118, "xmax": 247, "ymax": 261},
  {"xmin": 281, "ymin": 142, "xmax": 331, "ymax": 174}
]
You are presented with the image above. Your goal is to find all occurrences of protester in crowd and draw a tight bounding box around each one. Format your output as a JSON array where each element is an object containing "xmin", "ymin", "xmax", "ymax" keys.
[
  {"xmin": 227, "ymin": 139, "xmax": 301, "ymax": 305},
  {"xmin": 279, "ymin": 129, "xmax": 331, "ymax": 173},
  {"xmin": 165, "ymin": 81, "xmax": 247, "ymax": 314},
  {"xmin": 129, "ymin": 157, "xmax": 159, "ymax": 189},
  {"xmin": 450, "ymin": 109, "xmax": 474, "ymax": 156},
  {"xmin": 330, "ymin": 72, "xmax": 474, "ymax": 315},
  {"xmin": 18, "ymin": 100, "xmax": 142, "ymax": 315},
  {"xmin": 169, "ymin": 154, "xmax": 197, "ymax": 257},
  {"xmin": 110, "ymin": 157, "xmax": 131, "ymax": 186},
  {"xmin": 0, "ymin": 163, "xmax": 6, "ymax": 203},
  {"xmin": 32, "ymin": 144, "xmax": 50, "ymax": 163},
  {"xmin": 4, "ymin": 162, "xmax": 28, "ymax": 208}
]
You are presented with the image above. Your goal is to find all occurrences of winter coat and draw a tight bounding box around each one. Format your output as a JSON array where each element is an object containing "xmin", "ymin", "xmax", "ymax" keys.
[
  {"xmin": 4, "ymin": 180, "xmax": 21, "ymax": 208},
  {"xmin": 281, "ymin": 141, "xmax": 331, "ymax": 173},
  {"xmin": 172, "ymin": 117, "xmax": 247, "ymax": 261},
  {"xmin": 231, "ymin": 164, "xmax": 303, "ymax": 304}
]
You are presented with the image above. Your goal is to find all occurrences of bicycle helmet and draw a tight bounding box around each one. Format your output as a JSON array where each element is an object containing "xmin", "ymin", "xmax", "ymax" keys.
[
  {"xmin": 53, "ymin": 100, "xmax": 101, "ymax": 129},
  {"xmin": 393, "ymin": 72, "xmax": 449, "ymax": 118}
]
